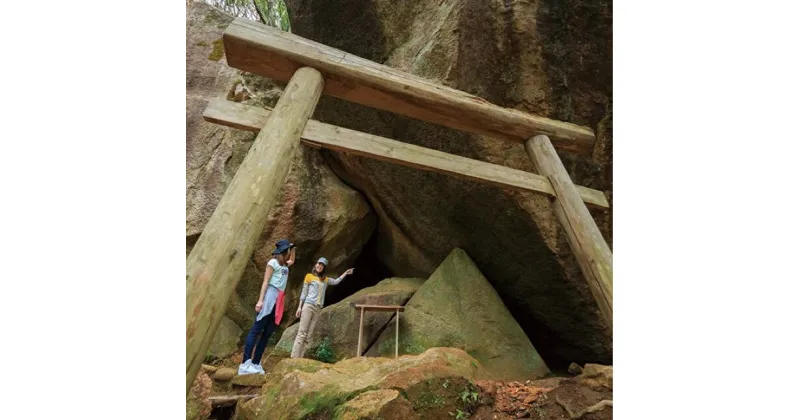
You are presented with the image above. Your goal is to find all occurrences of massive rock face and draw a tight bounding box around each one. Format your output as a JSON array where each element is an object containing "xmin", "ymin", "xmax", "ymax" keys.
[
  {"xmin": 284, "ymin": 0, "xmax": 613, "ymax": 366},
  {"xmin": 186, "ymin": 1, "xmax": 377, "ymax": 334}
]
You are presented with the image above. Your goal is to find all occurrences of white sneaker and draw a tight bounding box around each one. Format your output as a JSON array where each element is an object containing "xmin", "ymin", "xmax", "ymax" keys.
[
  {"xmin": 253, "ymin": 363, "xmax": 265, "ymax": 374},
  {"xmin": 238, "ymin": 359, "xmax": 257, "ymax": 375}
]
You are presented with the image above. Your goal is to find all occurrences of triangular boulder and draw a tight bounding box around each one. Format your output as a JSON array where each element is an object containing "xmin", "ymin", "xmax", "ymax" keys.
[{"xmin": 367, "ymin": 248, "xmax": 549, "ymax": 380}]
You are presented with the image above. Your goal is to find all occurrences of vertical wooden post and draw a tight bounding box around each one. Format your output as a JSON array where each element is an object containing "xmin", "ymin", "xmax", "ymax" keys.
[
  {"xmin": 357, "ymin": 307, "xmax": 365, "ymax": 357},
  {"xmin": 525, "ymin": 135, "xmax": 613, "ymax": 328},
  {"xmin": 186, "ymin": 67, "xmax": 325, "ymax": 394},
  {"xmin": 395, "ymin": 309, "xmax": 399, "ymax": 359}
]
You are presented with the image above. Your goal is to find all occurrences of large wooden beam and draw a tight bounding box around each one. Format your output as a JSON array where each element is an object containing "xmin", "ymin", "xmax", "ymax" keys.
[
  {"xmin": 222, "ymin": 18, "xmax": 596, "ymax": 155},
  {"xmin": 525, "ymin": 135, "xmax": 613, "ymax": 327},
  {"xmin": 186, "ymin": 67, "xmax": 324, "ymax": 394},
  {"xmin": 203, "ymin": 99, "xmax": 609, "ymax": 209}
]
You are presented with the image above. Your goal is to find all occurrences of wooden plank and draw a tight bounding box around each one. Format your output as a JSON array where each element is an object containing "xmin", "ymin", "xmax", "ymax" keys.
[
  {"xmin": 525, "ymin": 135, "xmax": 613, "ymax": 328},
  {"xmin": 352, "ymin": 304, "xmax": 406, "ymax": 312},
  {"xmin": 357, "ymin": 307, "xmax": 364, "ymax": 357},
  {"xmin": 203, "ymin": 99, "xmax": 609, "ymax": 209},
  {"xmin": 185, "ymin": 67, "xmax": 325, "ymax": 395},
  {"xmin": 222, "ymin": 18, "xmax": 596, "ymax": 155},
  {"xmin": 210, "ymin": 394, "xmax": 259, "ymax": 408}
]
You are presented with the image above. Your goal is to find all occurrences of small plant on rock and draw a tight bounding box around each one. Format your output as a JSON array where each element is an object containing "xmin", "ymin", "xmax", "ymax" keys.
[
  {"xmin": 450, "ymin": 408, "xmax": 468, "ymax": 419},
  {"xmin": 312, "ymin": 336, "xmax": 336, "ymax": 363},
  {"xmin": 460, "ymin": 388, "xmax": 479, "ymax": 403}
]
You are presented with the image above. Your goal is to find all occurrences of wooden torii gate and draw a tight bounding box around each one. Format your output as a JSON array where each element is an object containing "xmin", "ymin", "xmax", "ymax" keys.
[{"xmin": 187, "ymin": 18, "xmax": 613, "ymax": 393}]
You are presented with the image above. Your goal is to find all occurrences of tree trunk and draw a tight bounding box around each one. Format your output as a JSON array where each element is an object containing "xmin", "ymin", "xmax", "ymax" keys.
[
  {"xmin": 186, "ymin": 67, "xmax": 324, "ymax": 394},
  {"xmin": 525, "ymin": 135, "xmax": 613, "ymax": 328}
]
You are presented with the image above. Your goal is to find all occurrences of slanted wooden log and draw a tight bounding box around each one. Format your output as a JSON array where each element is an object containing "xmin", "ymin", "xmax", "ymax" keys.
[
  {"xmin": 203, "ymin": 99, "xmax": 609, "ymax": 209},
  {"xmin": 222, "ymin": 18, "xmax": 596, "ymax": 154},
  {"xmin": 186, "ymin": 67, "xmax": 325, "ymax": 394},
  {"xmin": 525, "ymin": 135, "xmax": 613, "ymax": 328}
]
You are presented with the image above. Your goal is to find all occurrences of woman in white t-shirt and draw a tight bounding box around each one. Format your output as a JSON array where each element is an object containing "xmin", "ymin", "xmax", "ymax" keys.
[{"xmin": 238, "ymin": 239, "xmax": 295, "ymax": 375}]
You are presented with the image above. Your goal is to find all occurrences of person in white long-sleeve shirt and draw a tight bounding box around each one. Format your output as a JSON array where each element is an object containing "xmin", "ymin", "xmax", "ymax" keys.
[{"xmin": 290, "ymin": 257, "xmax": 354, "ymax": 358}]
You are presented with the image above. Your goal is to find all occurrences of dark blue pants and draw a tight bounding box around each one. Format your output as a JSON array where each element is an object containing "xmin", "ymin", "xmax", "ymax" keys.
[{"xmin": 242, "ymin": 309, "xmax": 276, "ymax": 364}]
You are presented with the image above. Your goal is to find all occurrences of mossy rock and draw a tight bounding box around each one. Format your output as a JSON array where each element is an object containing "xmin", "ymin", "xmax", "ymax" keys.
[
  {"xmin": 212, "ymin": 367, "xmax": 237, "ymax": 382},
  {"xmin": 232, "ymin": 374, "xmax": 267, "ymax": 387},
  {"xmin": 367, "ymin": 249, "xmax": 550, "ymax": 380},
  {"xmin": 237, "ymin": 348, "xmax": 481, "ymax": 420},
  {"xmin": 208, "ymin": 316, "xmax": 242, "ymax": 359},
  {"xmin": 333, "ymin": 389, "xmax": 418, "ymax": 420},
  {"xmin": 187, "ymin": 371, "xmax": 212, "ymax": 420}
]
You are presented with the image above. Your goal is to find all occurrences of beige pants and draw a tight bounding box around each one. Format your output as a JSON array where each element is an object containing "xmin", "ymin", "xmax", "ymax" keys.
[{"xmin": 291, "ymin": 303, "xmax": 322, "ymax": 358}]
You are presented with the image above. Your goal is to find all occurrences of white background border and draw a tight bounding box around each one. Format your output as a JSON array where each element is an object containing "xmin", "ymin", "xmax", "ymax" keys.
[{"xmin": 1, "ymin": 0, "xmax": 798, "ymax": 418}]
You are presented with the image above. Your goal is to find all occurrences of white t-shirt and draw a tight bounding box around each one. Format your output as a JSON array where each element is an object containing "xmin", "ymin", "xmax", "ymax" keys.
[{"xmin": 267, "ymin": 258, "xmax": 289, "ymax": 291}]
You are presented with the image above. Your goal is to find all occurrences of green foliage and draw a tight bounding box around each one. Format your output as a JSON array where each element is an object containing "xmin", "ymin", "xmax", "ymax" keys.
[
  {"xmin": 415, "ymin": 391, "xmax": 446, "ymax": 409},
  {"xmin": 450, "ymin": 408, "xmax": 468, "ymax": 419},
  {"xmin": 311, "ymin": 336, "xmax": 336, "ymax": 363},
  {"xmin": 459, "ymin": 388, "xmax": 479, "ymax": 403},
  {"xmin": 207, "ymin": 38, "xmax": 225, "ymax": 61},
  {"xmin": 451, "ymin": 382, "xmax": 480, "ymax": 418},
  {"xmin": 277, "ymin": 0, "xmax": 291, "ymax": 32},
  {"xmin": 253, "ymin": 0, "xmax": 291, "ymax": 32},
  {"xmin": 203, "ymin": 349, "xmax": 217, "ymax": 364}
]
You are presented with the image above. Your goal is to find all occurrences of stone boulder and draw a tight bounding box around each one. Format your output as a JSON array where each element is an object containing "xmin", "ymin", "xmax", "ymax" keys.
[
  {"xmin": 211, "ymin": 367, "xmax": 237, "ymax": 382},
  {"xmin": 367, "ymin": 248, "xmax": 549, "ymax": 380},
  {"xmin": 335, "ymin": 389, "xmax": 418, "ymax": 420},
  {"xmin": 577, "ymin": 363, "xmax": 612, "ymax": 390},
  {"xmin": 231, "ymin": 374, "xmax": 267, "ymax": 387},
  {"xmin": 274, "ymin": 277, "xmax": 425, "ymax": 360},
  {"xmin": 187, "ymin": 370, "xmax": 212, "ymax": 420},
  {"xmin": 237, "ymin": 347, "xmax": 483, "ymax": 420},
  {"xmin": 285, "ymin": 0, "xmax": 613, "ymax": 367},
  {"xmin": 207, "ymin": 316, "xmax": 242, "ymax": 359},
  {"xmin": 186, "ymin": 1, "xmax": 377, "ymax": 334}
]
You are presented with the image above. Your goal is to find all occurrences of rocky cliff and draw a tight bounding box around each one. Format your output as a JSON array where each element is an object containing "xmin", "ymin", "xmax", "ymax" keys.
[{"xmin": 284, "ymin": 0, "xmax": 613, "ymax": 366}]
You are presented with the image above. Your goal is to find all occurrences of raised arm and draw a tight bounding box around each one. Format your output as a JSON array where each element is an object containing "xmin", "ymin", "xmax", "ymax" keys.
[
  {"xmin": 255, "ymin": 264, "xmax": 274, "ymax": 312},
  {"xmin": 328, "ymin": 268, "xmax": 354, "ymax": 285},
  {"xmin": 286, "ymin": 246, "xmax": 296, "ymax": 266}
]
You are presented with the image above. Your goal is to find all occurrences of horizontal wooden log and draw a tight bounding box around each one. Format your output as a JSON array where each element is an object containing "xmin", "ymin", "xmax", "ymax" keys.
[
  {"xmin": 209, "ymin": 394, "xmax": 259, "ymax": 407},
  {"xmin": 222, "ymin": 18, "xmax": 596, "ymax": 155},
  {"xmin": 351, "ymin": 303, "xmax": 406, "ymax": 312},
  {"xmin": 203, "ymin": 99, "xmax": 609, "ymax": 209}
]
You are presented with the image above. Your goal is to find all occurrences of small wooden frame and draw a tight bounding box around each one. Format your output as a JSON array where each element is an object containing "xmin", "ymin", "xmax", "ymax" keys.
[{"xmin": 352, "ymin": 304, "xmax": 405, "ymax": 358}]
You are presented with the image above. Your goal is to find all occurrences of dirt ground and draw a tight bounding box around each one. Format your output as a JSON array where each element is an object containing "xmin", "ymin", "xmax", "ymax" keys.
[{"xmin": 471, "ymin": 377, "xmax": 612, "ymax": 420}]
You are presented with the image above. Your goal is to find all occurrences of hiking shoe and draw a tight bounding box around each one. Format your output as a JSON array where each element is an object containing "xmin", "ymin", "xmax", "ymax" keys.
[{"xmin": 252, "ymin": 363, "xmax": 265, "ymax": 374}]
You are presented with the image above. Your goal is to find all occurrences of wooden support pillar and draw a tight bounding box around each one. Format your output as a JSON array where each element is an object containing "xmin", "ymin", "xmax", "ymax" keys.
[
  {"xmin": 185, "ymin": 67, "xmax": 324, "ymax": 394},
  {"xmin": 395, "ymin": 309, "xmax": 399, "ymax": 359},
  {"xmin": 525, "ymin": 135, "xmax": 613, "ymax": 328},
  {"xmin": 357, "ymin": 307, "xmax": 365, "ymax": 357}
]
